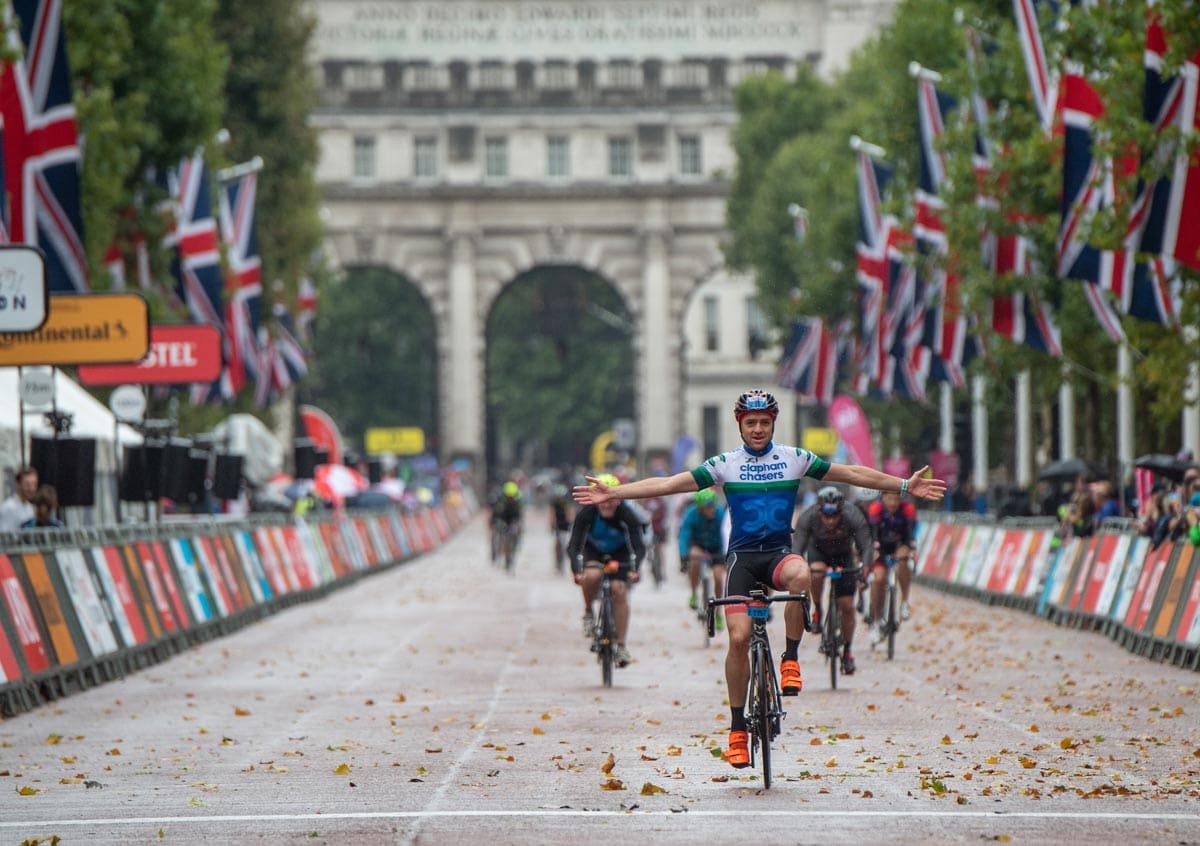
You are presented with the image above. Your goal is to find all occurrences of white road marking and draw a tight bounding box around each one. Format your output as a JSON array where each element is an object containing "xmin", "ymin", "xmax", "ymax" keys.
[{"xmin": 3, "ymin": 809, "xmax": 1200, "ymax": 827}]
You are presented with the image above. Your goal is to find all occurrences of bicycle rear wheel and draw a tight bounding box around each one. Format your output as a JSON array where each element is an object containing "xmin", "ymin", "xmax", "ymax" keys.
[
  {"xmin": 825, "ymin": 596, "xmax": 839, "ymax": 690},
  {"xmin": 599, "ymin": 591, "xmax": 616, "ymax": 687}
]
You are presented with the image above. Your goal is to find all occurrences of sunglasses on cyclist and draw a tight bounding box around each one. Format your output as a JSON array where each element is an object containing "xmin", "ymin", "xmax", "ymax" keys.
[{"xmin": 820, "ymin": 503, "xmax": 841, "ymax": 516}]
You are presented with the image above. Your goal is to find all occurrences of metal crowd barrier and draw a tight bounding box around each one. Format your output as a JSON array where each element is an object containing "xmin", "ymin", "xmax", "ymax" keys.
[{"xmin": 0, "ymin": 493, "xmax": 477, "ymax": 717}]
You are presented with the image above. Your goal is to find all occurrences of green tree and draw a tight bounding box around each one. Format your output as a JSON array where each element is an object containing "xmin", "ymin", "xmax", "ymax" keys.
[{"xmin": 306, "ymin": 268, "xmax": 437, "ymax": 450}]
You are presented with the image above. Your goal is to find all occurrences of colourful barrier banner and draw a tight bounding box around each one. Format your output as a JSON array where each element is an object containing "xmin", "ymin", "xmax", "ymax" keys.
[
  {"xmin": 54, "ymin": 548, "xmax": 120, "ymax": 657},
  {"xmin": 233, "ymin": 531, "xmax": 274, "ymax": 601},
  {"xmin": 1016, "ymin": 531, "xmax": 1054, "ymax": 598},
  {"xmin": 1178, "ymin": 550, "xmax": 1200, "ymax": 646},
  {"xmin": 93, "ymin": 546, "xmax": 150, "ymax": 647},
  {"xmin": 1153, "ymin": 544, "xmax": 1195, "ymax": 640},
  {"xmin": 1077, "ymin": 534, "xmax": 1124, "ymax": 614},
  {"xmin": 0, "ymin": 619, "xmax": 23, "ymax": 683},
  {"xmin": 167, "ymin": 539, "xmax": 216, "ymax": 625},
  {"xmin": 190, "ymin": 537, "xmax": 233, "ymax": 618},
  {"xmin": 20, "ymin": 552, "xmax": 83, "ymax": 667},
  {"xmin": 1111, "ymin": 538, "xmax": 1151, "ymax": 624},
  {"xmin": 1064, "ymin": 536, "xmax": 1101, "ymax": 612},
  {"xmin": 0, "ymin": 553, "xmax": 50, "ymax": 674},
  {"xmin": 1126, "ymin": 542, "xmax": 1175, "ymax": 633},
  {"xmin": 959, "ymin": 526, "xmax": 996, "ymax": 587}
]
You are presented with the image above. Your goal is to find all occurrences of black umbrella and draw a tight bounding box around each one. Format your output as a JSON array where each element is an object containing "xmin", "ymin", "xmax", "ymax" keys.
[
  {"xmin": 1134, "ymin": 453, "xmax": 1195, "ymax": 483},
  {"xmin": 1038, "ymin": 457, "xmax": 1105, "ymax": 482}
]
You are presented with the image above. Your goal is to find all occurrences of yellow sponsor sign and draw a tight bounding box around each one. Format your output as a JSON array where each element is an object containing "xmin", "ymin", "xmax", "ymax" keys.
[
  {"xmin": 802, "ymin": 427, "xmax": 839, "ymax": 456},
  {"xmin": 365, "ymin": 426, "xmax": 426, "ymax": 456},
  {"xmin": 0, "ymin": 292, "xmax": 150, "ymax": 366}
]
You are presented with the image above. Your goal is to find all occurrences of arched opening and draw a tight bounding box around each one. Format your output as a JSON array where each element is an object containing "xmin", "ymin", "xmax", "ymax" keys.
[
  {"xmin": 305, "ymin": 266, "xmax": 438, "ymax": 459},
  {"xmin": 485, "ymin": 265, "xmax": 634, "ymax": 484}
]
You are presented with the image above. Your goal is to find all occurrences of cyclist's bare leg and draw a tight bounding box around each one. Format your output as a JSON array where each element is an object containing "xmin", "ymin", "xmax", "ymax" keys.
[
  {"xmin": 580, "ymin": 566, "xmax": 602, "ymax": 613},
  {"xmin": 774, "ymin": 554, "xmax": 813, "ymax": 642},
  {"xmin": 896, "ymin": 545, "xmax": 912, "ymax": 602},
  {"xmin": 870, "ymin": 562, "xmax": 886, "ymax": 621},
  {"xmin": 808, "ymin": 562, "xmax": 826, "ymax": 623},
  {"xmin": 687, "ymin": 546, "xmax": 703, "ymax": 596},
  {"xmin": 611, "ymin": 579, "xmax": 631, "ymax": 645},
  {"xmin": 837, "ymin": 594, "xmax": 856, "ymax": 646},
  {"xmin": 712, "ymin": 563, "xmax": 728, "ymax": 600},
  {"xmin": 725, "ymin": 612, "xmax": 752, "ymax": 710}
]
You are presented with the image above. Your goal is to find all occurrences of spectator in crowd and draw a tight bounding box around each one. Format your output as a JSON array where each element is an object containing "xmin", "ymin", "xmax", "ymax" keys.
[
  {"xmin": 20, "ymin": 484, "xmax": 65, "ymax": 530},
  {"xmin": 1059, "ymin": 475, "xmax": 1096, "ymax": 538},
  {"xmin": 0, "ymin": 466, "xmax": 39, "ymax": 533},
  {"xmin": 1091, "ymin": 480, "xmax": 1122, "ymax": 528}
]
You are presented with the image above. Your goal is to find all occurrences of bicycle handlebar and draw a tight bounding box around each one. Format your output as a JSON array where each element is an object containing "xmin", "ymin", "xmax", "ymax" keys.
[{"xmin": 706, "ymin": 591, "xmax": 810, "ymax": 637}]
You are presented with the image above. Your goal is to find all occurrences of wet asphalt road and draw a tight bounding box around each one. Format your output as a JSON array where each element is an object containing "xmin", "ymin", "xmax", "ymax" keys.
[{"xmin": 1, "ymin": 511, "xmax": 1199, "ymax": 845}]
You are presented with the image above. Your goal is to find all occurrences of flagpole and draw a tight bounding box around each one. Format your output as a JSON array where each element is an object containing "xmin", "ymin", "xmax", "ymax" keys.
[
  {"xmin": 216, "ymin": 156, "xmax": 265, "ymax": 183},
  {"xmin": 1118, "ymin": 341, "xmax": 1134, "ymax": 512},
  {"xmin": 1059, "ymin": 364, "xmax": 1075, "ymax": 460},
  {"xmin": 1015, "ymin": 370, "xmax": 1032, "ymax": 488},
  {"xmin": 907, "ymin": 62, "xmax": 942, "ymax": 83},
  {"xmin": 848, "ymin": 135, "xmax": 887, "ymax": 160},
  {"xmin": 1185, "ymin": 327, "xmax": 1200, "ymax": 459}
]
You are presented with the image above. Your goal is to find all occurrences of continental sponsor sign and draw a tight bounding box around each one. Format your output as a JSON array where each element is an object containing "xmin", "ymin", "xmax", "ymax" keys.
[
  {"xmin": 0, "ymin": 292, "xmax": 150, "ymax": 366},
  {"xmin": 365, "ymin": 426, "xmax": 425, "ymax": 456}
]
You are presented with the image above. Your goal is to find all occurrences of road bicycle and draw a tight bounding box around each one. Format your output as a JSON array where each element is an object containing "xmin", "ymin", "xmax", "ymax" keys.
[
  {"xmin": 708, "ymin": 587, "xmax": 810, "ymax": 789},
  {"xmin": 646, "ymin": 531, "xmax": 666, "ymax": 589},
  {"xmin": 588, "ymin": 560, "xmax": 621, "ymax": 687},
  {"xmin": 817, "ymin": 565, "xmax": 861, "ymax": 690},
  {"xmin": 872, "ymin": 556, "xmax": 901, "ymax": 660}
]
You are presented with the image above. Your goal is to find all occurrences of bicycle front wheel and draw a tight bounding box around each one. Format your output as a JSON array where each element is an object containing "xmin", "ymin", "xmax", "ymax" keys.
[
  {"xmin": 700, "ymin": 572, "xmax": 713, "ymax": 648},
  {"xmin": 886, "ymin": 580, "xmax": 897, "ymax": 660},
  {"xmin": 825, "ymin": 600, "xmax": 839, "ymax": 690},
  {"xmin": 599, "ymin": 593, "xmax": 616, "ymax": 687},
  {"xmin": 754, "ymin": 643, "xmax": 773, "ymax": 788}
]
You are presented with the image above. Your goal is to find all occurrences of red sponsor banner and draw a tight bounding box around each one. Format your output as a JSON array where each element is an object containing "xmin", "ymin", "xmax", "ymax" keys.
[
  {"xmin": 254, "ymin": 528, "xmax": 296, "ymax": 594},
  {"xmin": 77, "ymin": 324, "xmax": 222, "ymax": 386},
  {"xmin": 190, "ymin": 538, "xmax": 233, "ymax": 618},
  {"xmin": 99, "ymin": 546, "xmax": 149, "ymax": 646},
  {"xmin": 1174, "ymin": 548, "xmax": 1200, "ymax": 643},
  {"xmin": 1080, "ymin": 535, "xmax": 1121, "ymax": 614},
  {"xmin": 1065, "ymin": 536, "xmax": 1100, "ymax": 610},
  {"xmin": 1126, "ymin": 543, "xmax": 1174, "ymax": 632},
  {"xmin": 1153, "ymin": 544, "xmax": 1194, "ymax": 639},
  {"xmin": 985, "ymin": 530, "xmax": 1027, "ymax": 593},
  {"xmin": 0, "ymin": 554, "xmax": 50, "ymax": 673},
  {"xmin": 0, "ymin": 620, "xmax": 21, "ymax": 682},
  {"xmin": 149, "ymin": 541, "xmax": 191, "ymax": 629},
  {"xmin": 281, "ymin": 526, "xmax": 317, "ymax": 590},
  {"xmin": 319, "ymin": 522, "xmax": 351, "ymax": 577},
  {"xmin": 354, "ymin": 519, "xmax": 378, "ymax": 567},
  {"xmin": 299, "ymin": 405, "xmax": 343, "ymax": 466}
]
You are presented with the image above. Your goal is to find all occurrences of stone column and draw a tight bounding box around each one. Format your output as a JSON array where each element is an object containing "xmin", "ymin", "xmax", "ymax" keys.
[
  {"xmin": 445, "ymin": 228, "xmax": 483, "ymax": 465},
  {"xmin": 638, "ymin": 205, "xmax": 674, "ymax": 455}
]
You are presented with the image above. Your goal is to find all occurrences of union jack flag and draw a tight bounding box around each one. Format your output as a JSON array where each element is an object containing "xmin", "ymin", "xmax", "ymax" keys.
[
  {"xmin": 965, "ymin": 29, "xmax": 1062, "ymax": 356},
  {"xmin": 270, "ymin": 302, "xmax": 309, "ymax": 391},
  {"xmin": 915, "ymin": 77, "xmax": 970, "ymax": 387},
  {"xmin": 0, "ymin": 0, "xmax": 87, "ymax": 291},
  {"xmin": 854, "ymin": 147, "xmax": 892, "ymax": 394},
  {"xmin": 776, "ymin": 317, "xmax": 836, "ymax": 406},
  {"xmin": 218, "ymin": 164, "xmax": 265, "ymax": 394}
]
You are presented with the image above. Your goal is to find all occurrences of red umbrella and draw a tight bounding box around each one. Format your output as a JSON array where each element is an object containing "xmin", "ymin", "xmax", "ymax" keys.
[{"xmin": 313, "ymin": 463, "xmax": 369, "ymax": 502}]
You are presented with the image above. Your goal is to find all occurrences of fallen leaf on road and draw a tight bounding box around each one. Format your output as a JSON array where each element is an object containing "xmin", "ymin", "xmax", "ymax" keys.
[
  {"xmin": 17, "ymin": 785, "xmax": 40, "ymax": 795},
  {"xmin": 640, "ymin": 782, "xmax": 667, "ymax": 795},
  {"xmin": 234, "ymin": 707, "xmax": 251, "ymax": 717},
  {"xmin": 425, "ymin": 748, "xmax": 443, "ymax": 754},
  {"xmin": 600, "ymin": 753, "xmax": 616, "ymax": 774},
  {"xmin": 532, "ymin": 727, "xmax": 545, "ymax": 735},
  {"xmin": 600, "ymin": 778, "xmax": 625, "ymax": 790},
  {"xmin": 334, "ymin": 764, "xmax": 351, "ymax": 775},
  {"xmin": 46, "ymin": 734, "xmax": 62, "ymax": 745}
]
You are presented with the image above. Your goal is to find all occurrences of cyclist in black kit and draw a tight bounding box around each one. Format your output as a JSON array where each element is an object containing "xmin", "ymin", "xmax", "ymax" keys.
[
  {"xmin": 549, "ymin": 484, "xmax": 575, "ymax": 573},
  {"xmin": 490, "ymin": 480, "xmax": 524, "ymax": 562},
  {"xmin": 568, "ymin": 474, "xmax": 647, "ymax": 668},
  {"xmin": 793, "ymin": 486, "xmax": 873, "ymax": 675}
]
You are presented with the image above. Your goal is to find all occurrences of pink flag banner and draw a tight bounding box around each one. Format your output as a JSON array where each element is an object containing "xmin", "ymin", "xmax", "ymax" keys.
[{"xmin": 829, "ymin": 394, "xmax": 877, "ymax": 470}]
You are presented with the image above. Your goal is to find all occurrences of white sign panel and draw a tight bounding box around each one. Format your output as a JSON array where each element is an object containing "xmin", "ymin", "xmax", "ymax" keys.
[
  {"xmin": 313, "ymin": 0, "xmax": 820, "ymax": 62},
  {"xmin": 0, "ymin": 245, "xmax": 49, "ymax": 333},
  {"xmin": 17, "ymin": 369, "xmax": 55, "ymax": 408},
  {"xmin": 109, "ymin": 384, "xmax": 147, "ymax": 422}
]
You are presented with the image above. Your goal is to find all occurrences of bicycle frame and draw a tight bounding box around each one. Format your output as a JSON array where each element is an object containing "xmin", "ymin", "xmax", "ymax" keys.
[
  {"xmin": 876, "ymin": 556, "xmax": 900, "ymax": 660},
  {"xmin": 819, "ymin": 566, "xmax": 861, "ymax": 690},
  {"xmin": 707, "ymin": 588, "xmax": 809, "ymax": 789},
  {"xmin": 590, "ymin": 560, "xmax": 621, "ymax": 687}
]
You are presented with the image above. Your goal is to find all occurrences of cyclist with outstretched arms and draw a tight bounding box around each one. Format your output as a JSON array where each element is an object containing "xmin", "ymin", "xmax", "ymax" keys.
[
  {"xmin": 573, "ymin": 389, "xmax": 946, "ymax": 768},
  {"xmin": 793, "ymin": 486, "xmax": 873, "ymax": 675},
  {"xmin": 867, "ymin": 490, "xmax": 918, "ymax": 642},
  {"xmin": 567, "ymin": 474, "xmax": 647, "ymax": 668},
  {"xmin": 677, "ymin": 489, "xmax": 729, "ymax": 626}
]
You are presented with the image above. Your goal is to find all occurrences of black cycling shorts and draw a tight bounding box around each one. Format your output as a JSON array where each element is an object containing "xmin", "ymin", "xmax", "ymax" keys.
[
  {"xmin": 812, "ymin": 555, "xmax": 858, "ymax": 599},
  {"xmin": 581, "ymin": 556, "xmax": 635, "ymax": 582},
  {"xmin": 724, "ymin": 547, "xmax": 799, "ymax": 603}
]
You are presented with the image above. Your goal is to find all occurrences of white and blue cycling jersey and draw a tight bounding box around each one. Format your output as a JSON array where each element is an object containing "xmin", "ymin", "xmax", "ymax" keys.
[{"xmin": 690, "ymin": 442, "xmax": 830, "ymax": 553}]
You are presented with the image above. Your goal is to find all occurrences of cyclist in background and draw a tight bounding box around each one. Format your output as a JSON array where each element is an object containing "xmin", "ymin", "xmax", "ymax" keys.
[
  {"xmin": 867, "ymin": 489, "xmax": 918, "ymax": 640},
  {"xmin": 573, "ymin": 388, "xmax": 946, "ymax": 768},
  {"xmin": 490, "ymin": 480, "xmax": 523, "ymax": 562},
  {"xmin": 642, "ymin": 494, "xmax": 669, "ymax": 587},
  {"xmin": 793, "ymin": 486, "xmax": 873, "ymax": 675},
  {"xmin": 677, "ymin": 489, "xmax": 728, "ymax": 627},
  {"xmin": 567, "ymin": 473, "xmax": 647, "ymax": 668},
  {"xmin": 549, "ymin": 483, "xmax": 575, "ymax": 574}
]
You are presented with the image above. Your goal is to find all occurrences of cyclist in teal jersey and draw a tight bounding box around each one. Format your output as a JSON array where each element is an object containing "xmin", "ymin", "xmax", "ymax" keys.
[{"xmin": 573, "ymin": 388, "xmax": 946, "ymax": 768}]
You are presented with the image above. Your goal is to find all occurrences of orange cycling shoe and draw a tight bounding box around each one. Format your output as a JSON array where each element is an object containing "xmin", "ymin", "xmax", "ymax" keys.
[
  {"xmin": 724, "ymin": 730, "xmax": 750, "ymax": 768},
  {"xmin": 780, "ymin": 657, "xmax": 803, "ymax": 695}
]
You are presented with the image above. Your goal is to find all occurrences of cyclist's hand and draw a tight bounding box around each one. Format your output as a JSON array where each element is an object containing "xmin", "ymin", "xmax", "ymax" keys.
[
  {"xmin": 572, "ymin": 573, "xmax": 583, "ymax": 585},
  {"xmin": 629, "ymin": 570, "xmax": 641, "ymax": 584}
]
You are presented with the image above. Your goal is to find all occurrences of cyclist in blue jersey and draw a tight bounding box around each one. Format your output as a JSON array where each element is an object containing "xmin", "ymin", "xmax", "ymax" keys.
[
  {"xmin": 678, "ymin": 488, "xmax": 728, "ymax": 625},
  {"xmin": 568, "ymin": 473, "xmax": 647, "ymax": 668},
  {"xmin": 573, "ymin": 388, "xmax": 946, "ymax": 768}
]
